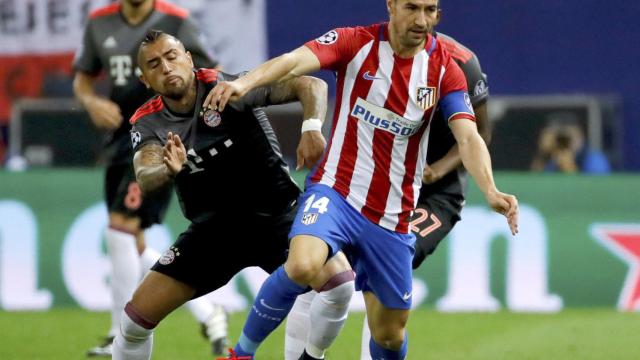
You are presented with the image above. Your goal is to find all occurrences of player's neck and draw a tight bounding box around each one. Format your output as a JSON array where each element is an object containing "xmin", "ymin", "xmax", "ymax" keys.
[
  {"xmin": 121, "ymin": 0, "xmax": 154, "ymax": 26},
  {"xmin": 163, "ymin": 76, "xmax": 197, "ymax": 115}
]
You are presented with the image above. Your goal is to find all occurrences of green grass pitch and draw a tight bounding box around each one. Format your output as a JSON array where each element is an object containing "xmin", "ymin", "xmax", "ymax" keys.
[{"xmin": 1, "ymin": 308, "xmax": 639, "ymax": 359}]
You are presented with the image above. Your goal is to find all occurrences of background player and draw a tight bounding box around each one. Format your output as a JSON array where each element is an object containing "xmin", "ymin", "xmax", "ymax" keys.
[
  {"xmin": 113, "ymin": 30, "xmax": 338, "ymax": 360},
  {"xmin": 72, "ymin": 0, "xmax": 227, "ymax": 356},
  {"xmin": 207, "ymin": 0, "xmax": 518, "ymax": 359}
]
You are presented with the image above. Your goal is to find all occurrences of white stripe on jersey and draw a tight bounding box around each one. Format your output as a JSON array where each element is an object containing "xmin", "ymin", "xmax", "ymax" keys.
[
  {"xmin": 320, "ymin": 40, "xmax": 374, "ymax": 188},
  {"xmin": 347, "ymin": 40, "xmax": 395, "ymax": 211}
]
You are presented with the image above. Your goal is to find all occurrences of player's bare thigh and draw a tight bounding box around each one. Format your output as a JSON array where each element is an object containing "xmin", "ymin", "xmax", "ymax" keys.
[
  {"xmin": 129, "ymin": 270, "xmax": 196, "ymax": 323},
  {"xmin": 285, "ymin": 234, "xmax": 330, "ymax": 285}
]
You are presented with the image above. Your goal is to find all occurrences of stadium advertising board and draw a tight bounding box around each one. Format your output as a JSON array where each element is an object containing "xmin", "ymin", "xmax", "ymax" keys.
[{"xmin": 0, "ymin": 170, "xmax": 638, "ymax": 312}]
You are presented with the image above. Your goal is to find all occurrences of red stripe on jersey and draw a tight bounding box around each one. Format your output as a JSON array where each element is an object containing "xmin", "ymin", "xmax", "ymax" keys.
[
  {"xmin": 310, "ymin": 67, "xmax": 347, "ymax": 183},
  {"xmin": 130, "ymin": 96, "xmax": 164, "ymax": 124},
  {"xmin": 362, "ymin": 56, "xmax": 414, "ymax": 223},
  {"xmin": 196, "ymin": 68, "xmax": 219, "ymax": 84},
  {"xmin": 449, "ymin": 113, "xmax": 476, "ymax": 122},
  {"xmin": 155, "ymin": 0, "xmax": 189, "ymax": 19},
  {"xmin": 439, "ymin": 37, "xmax": 473, "ymax": 64},
  {"xmin": 330, "ymin": 41, "xmax": 381, "ymax": 199},
  {"xmin": 395, "ymin": 117, "xmax": 430, "ymax": 233},
  {"xmin": 89, "ymin": 3, "xmax": 120, "ymax": 19}
]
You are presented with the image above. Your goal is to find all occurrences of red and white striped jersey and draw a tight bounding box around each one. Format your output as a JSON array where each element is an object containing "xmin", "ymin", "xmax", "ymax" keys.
[{"xmin": 305, "ymin": 23, "xmax": 475, "ymax": 233}]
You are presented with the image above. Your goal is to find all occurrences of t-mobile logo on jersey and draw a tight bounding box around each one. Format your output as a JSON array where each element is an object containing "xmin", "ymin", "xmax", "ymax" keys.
[{"xmin": 110, "ymin": 55, "xmax": 133, "ymax": 86}]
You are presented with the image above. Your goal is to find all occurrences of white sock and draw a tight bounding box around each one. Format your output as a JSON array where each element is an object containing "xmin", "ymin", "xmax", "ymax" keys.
[
  {"xmin": 140, "ymin": 247, "xmax": 218, "ymax": 325},
  {"xmin": 106, "ymin": 228, "xmax": 141, "ymax": 337},
  {"xmin": 306, "ymin": 280, "xmax": 355, "ymax": 359},
  {"xmin": 285, "ymin": 290, "xmax": 316, "ymax": 360},
  {"xmin": 138, "ymin": 247, "xmax": 159, "ymax": 274},
  {"xmin": 360, "ymin": 314, "xmax": 371, "ymax": 360},
  {"xmin": 113, "ymin": 303, "xmax": 155, "ymax": 360}
]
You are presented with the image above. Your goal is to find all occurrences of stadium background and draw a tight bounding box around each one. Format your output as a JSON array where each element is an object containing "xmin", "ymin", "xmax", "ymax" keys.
[{"xmin": 1, "ymin": 0, "xmax": 639, "ymax": 359}]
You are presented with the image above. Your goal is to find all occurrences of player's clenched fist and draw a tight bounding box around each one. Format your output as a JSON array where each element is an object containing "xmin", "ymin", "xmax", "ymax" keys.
[
  {"xmin": 84, "ymin": 96, "xmax": 123, "ymax": 130},
  {"xmin": 163, "ymin": 132, "xmax": 187, "ymax": 176}
]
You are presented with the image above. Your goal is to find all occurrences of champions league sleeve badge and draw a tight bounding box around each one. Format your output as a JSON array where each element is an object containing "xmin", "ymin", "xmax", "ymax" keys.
[{"xmin": 202, "ymin": 108, "xmax": 222, "ymax": 127}]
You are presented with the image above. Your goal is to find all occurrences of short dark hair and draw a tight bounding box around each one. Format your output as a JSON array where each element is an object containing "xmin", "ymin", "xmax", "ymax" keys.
[{"xmin": 137, "ymin": 30, "xmax": 185, "ymax": 68}]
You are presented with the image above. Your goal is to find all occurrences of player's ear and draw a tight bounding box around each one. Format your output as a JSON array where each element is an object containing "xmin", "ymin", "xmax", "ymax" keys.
[
  {"xmin": 186, "ymin": 51, "xmax": 194, "ymax": 67},
  {"xmin": 387, "ymin": 0, "xmax": 394, "ymax": 15},
  {"xmin": 139, "ymin": 72, "xmax": 151, "ymax": 89},
  {"xmin": 435, "ymin": 8, "xmax": 442, "ymax": 25}
]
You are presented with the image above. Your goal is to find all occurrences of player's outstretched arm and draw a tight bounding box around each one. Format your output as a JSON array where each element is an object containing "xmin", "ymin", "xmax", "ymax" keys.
[
  {"xmin": 450, "ymin": 119, "xmax": 519, "ymax": 235},
  {"xmin": 423, "ymin": 102, "xmax": 491, "ymax": 184},
  {"xmin": 73, "ymin": 71, "xmax": 123, "ymax": 130},
  {"xmin": 133, "ymin": 133, "xmax": 185, "ymax": 193},
  {"xmin": 203, "ymin": 46, "xmax": 321, "ymax": 112}
]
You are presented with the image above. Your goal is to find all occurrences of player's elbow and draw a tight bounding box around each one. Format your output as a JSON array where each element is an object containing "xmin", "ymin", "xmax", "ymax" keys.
[{"xmin": 298, "ymin": 76, "xmax": 328, "ymax": 98}]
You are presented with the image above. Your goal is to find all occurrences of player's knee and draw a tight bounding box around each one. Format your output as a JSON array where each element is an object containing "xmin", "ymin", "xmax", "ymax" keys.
[
  {"xmin": 318, "ymin": 271, "xmax": 355, "ymax": 307},
  {"xmin": 285, "ymin": 258, "xmax": 324, "ymax": 284},
  {"xmin": 120, "ymin": 302, "xmax": 157, "ymax": 342}
]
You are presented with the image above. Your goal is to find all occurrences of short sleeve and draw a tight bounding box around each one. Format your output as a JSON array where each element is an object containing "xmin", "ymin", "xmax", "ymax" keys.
[
  {"xmin": 177, "ymin": 17, "xmax": 218, "ymax": 68},
  {"xmin": 304, "ymin": 27, "xmax": 362, "ymax": 71},
  {"xmin": 72, "ymin": 21, "xmax": 102, "ymax": 75},
  {"xmin": 130, "ymin": 120, "xmax": 161, "ymax": 152},
  {"xmin": 458, "ymin": 54, "xmax": 489, "ymax": 106},
  {"xmin": 439, "ymin": 60, "xmax": 475, "ymax": 123}
]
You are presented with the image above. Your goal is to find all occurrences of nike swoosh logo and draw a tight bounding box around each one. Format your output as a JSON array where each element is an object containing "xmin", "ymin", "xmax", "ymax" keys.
[
  {"xmin": 260, "ymin": 298, "xmax": 285, "ymax": 311},
  {"xmin": 402, "ymin": 292, "xmax": 412, "ymax": 301},
  {"xmin": 363, "ymin": 71, "xmax": 381, "ymax": 81}
]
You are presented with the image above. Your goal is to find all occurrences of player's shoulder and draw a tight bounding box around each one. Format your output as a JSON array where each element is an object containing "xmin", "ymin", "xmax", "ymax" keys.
[
  {"xmin": 195, "ymin": 68, "xmax": 220, "ymax": 84},
  {"xmin": 326, "ymin": 23, "xmax": 379, "ymax": 44},
  {"xmin": 435, "ymin": 32, "xmax": 477, "ymax": 64},
  {"xmin": 89, "ymin": 2, "xmax": 121, "ymax": 20},
  {"xmin": 154, "ymin": 0, "xmax": 189, "ymax": 19},
  {"xmin": 130, "ymin": 96, "xmax": 165, "ymax": 125}
]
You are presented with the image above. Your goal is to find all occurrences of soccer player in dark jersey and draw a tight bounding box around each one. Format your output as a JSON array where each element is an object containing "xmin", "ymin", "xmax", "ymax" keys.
[
  {"xmin": 72, "ymin": 0, "xmax": 226, "ymax": 356},
  {"xmin": 112, "ymin": 30, "xmax": 344, "ymax": 360}
]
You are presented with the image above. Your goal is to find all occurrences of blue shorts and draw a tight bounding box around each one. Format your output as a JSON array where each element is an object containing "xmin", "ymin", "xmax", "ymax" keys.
[{"xmin": 289, "ymin": 184, "xmax": 416, "ymax": 309}]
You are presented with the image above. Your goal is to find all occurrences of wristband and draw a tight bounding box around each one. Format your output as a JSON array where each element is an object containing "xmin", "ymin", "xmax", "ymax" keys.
[{"xmin": 301, "ymin": 118, "xmax": 323, "ymax": 134}]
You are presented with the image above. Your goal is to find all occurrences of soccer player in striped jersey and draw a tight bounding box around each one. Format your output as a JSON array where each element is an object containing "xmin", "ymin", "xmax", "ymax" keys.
[{"xmin": 208, "ymin": 1, "xmax": 518, "ymax": 359}]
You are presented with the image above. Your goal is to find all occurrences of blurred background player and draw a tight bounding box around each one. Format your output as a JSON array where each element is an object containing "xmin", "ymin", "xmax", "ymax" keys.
[
  {"xmin": 72, "ymin": 0, "xmax": 227, "ymax": 356},
  {"xmin": 112, "ymin": 30, "xmax": 330, "ymax": 360},
  {"xmin": 207, "ymin": 0, "xmax": 518, "ymax": 359}
]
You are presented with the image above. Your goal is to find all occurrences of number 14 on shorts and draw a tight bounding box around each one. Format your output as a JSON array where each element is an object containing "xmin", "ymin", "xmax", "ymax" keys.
[{"xmin": 300, "ymin": 194, "xmax": 330, "ymax": 225}]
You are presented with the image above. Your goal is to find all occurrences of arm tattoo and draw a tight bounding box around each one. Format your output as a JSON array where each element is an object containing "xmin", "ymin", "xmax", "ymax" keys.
[
  {"xmin": 133, "ymin": 143, "xmax": 171, "ymax": 194},
  {"xmin": 269, "ymin": 76, "xmax": 328, "ymax": 121}
]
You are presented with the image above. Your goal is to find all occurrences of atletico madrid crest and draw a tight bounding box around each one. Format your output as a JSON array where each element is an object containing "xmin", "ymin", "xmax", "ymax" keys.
[
  {"xmin": 416, "ymin": 87, "xmax": 436, "ymax": 111},
  {"xmin": 301, "ymin": 213, "xmax": 319, "ymax": 225}
]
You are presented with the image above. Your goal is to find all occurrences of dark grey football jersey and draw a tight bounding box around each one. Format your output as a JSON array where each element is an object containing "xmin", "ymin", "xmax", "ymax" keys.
[
  {"xmin": 418, "ymin": 32, "xmax": 490, "ymax": 207},
  {"xmin": 73, "ymin": 0, "xmax": 216, "ymax": 165},
  {"xmin": 131, "ymin": 69, "xmax": 300, "ymax": 224}
]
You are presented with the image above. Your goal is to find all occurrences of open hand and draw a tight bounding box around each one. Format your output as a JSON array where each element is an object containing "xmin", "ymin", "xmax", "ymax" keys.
[
  {"xmin": 203, "ymin": 80, "xmax": 248, "ymax": 112},
  {"xmin": 486, "ymin": 190, "xmax": 519, "ymax": 235},
  {"xmin": 163, "ymin": 132, "xmax": 187, "ymax": 176}
]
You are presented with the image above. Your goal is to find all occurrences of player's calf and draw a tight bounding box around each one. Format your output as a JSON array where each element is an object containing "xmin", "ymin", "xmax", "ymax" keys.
[{"xmin": 113, "ymin": 302, "xmax": 157, "ymax": 360}]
